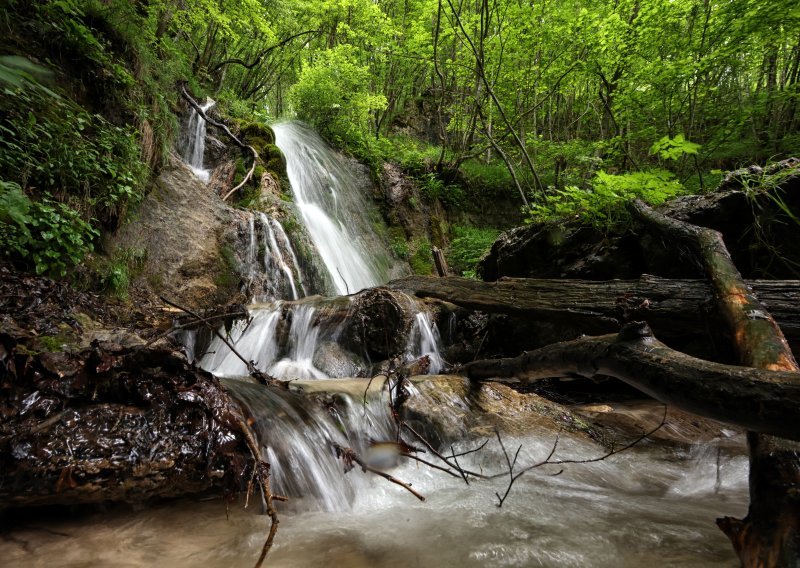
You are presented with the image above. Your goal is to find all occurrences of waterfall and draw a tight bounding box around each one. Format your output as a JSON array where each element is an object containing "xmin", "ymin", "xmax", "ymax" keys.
[
  {"xmin": 407, "ymin": 312, "xmax": 444, "ymax": 374},
  {"xmin": 183, "ymin": 98, "xmax": 215, "ymax": 182},
  {"xmin": 272, "ymin": 121, "xmax": 399, "ymax": 295},
  {"xmin": 223, "ymin": 379, "xmax": 396, "ymax": 511},
  {"xmin": 239, "ymin": 211, "xmax": 306, "ymax": 302}
]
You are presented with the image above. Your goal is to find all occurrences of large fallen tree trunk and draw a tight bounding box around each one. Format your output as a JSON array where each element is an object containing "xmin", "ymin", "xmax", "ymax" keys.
[
  {"xmin": 390, "ymin": 274, "xmax": 800, "ymax": 353},
  {"xmin": 462, "ymin": 322, "xmax": 800, "ymax": 441},
  {"xmin": 628, "ymin": 199, "xmax": 800, "ymax": 567}
]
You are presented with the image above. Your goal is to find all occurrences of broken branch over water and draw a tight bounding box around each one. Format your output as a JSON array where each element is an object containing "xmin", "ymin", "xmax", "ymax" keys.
[
  {"xmin": 332, "ymin": 443, "xmax": 426, "ymax": 502},
  {"xmin": 463, "ymin": 322, "xmax": 800, "ymax": 441}
]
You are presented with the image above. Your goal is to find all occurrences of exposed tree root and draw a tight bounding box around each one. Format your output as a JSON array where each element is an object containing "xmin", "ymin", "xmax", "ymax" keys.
[{"xmin": 179, "ymin": 83, "xmax": 260, "ymax": 201}]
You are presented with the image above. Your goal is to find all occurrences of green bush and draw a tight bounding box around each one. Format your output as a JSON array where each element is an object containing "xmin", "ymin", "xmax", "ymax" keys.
[
  {"xmin": 0, "ymin": 181, "xmax": 99, "ymax": 277},
  {"xmin": 418, "ymin": 173, "xmax": 464, "ymax": 208},
  {"xmin": 409, "ymin": 236, "xmax": 433, "ymax": 275},
  {"xmin": 527, "ymin": 169, "xmax": 689, "ymax": 232},
  {"xmin": 447, "ymin": 225, "xmax": 501, "ymax": 277},
  {"xmin": 0, "ymin": 87, "xmax": 145, "ymax": 226},
  {"xmin": 95, "ymin": 247, "xmax": 146, "ymax": 298}
]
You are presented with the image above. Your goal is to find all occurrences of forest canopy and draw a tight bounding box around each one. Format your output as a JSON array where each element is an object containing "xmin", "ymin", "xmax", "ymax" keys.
[{"xmin": 0, "ymin": 0, "xmax": 799, "ymax": 275}]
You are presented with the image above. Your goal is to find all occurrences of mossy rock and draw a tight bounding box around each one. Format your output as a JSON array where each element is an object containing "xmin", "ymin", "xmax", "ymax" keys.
[
  {"xmin": 239, "ymin": 121, "xmax": 275, "ymax": 147},
  {"xmin": 261, "ymin": 144, "xmax": 287, "ymax": 178}
]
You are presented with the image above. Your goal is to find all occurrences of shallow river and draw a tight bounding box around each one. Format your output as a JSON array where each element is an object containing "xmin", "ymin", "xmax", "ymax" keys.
[{"xmin": 1, "ymin": 431, "xmax": 748, "ymax": 568}]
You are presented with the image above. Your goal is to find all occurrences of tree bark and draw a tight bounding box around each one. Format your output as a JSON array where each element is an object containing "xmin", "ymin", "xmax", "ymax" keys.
[
  {"xmin": 462, "ymin": 322, "xmax": 800, "ymax": 441},
  {"xmin": 629, "ymin": 199, "xmax": 800, "ymax": 567}
]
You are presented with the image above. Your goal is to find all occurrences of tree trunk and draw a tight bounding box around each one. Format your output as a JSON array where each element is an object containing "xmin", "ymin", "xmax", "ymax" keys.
[
  {"xmin": 629, "ymin": 199, "xmax": 800, "ymax": 567},
  {"xmin": 390, "ymin": 275, "xmax": 800, "ymax": 355},
  {"xmin": 462, "ymin": 322, "xmax": 800, "ymax": 441}
]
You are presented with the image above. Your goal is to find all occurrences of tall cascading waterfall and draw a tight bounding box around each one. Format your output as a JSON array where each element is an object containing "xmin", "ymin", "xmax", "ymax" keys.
[
  {"xmin": 272, "ymin": 121, "xmax": 402, "ymax": 296},
  {"xmin": 182, "ymin": 99, "xmax": 215, "ymax": 182}
]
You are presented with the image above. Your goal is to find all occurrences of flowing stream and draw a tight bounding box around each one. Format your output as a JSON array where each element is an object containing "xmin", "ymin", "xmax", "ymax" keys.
[{"xmin": 1, "ymin": 386, "xmax": 749, "ymax": 567}]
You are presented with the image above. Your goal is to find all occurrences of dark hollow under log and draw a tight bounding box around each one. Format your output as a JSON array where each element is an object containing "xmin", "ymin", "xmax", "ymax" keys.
[{"xmin": 462, "ymin": 322, "xmax": 800, "ymax": 442}]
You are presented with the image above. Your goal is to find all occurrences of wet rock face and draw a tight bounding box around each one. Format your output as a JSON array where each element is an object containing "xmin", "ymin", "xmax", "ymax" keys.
[
  {"xmin": 312, "ymin": 341, "xmax": 368, "ymax": 377},
  {"xmin": 403, "ymin": 375, "xmax": 600, "ymax": 446},
  {"xmin": 109, "ymin": 155, "xmax": 243, "ymax": 309},
  {"xmin": 342, "ymin": 288, "xmax": 415, "ymax": 360},
  {"xmin": 479, "ymin": 224, "xmax": 648, "ymax": 281}
]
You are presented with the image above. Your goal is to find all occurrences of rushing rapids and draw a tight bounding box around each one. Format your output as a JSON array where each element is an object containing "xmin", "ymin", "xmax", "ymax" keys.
[{"xmin": 0, "ymin": 386, "xmax": 750, "ymax": 568}]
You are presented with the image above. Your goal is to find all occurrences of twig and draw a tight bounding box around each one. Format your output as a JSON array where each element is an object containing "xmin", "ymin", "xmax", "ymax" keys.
[
  {"xmin": 158, "ymin": 296, "xmax": 275, "ymax": 385},
  {"xmin": 236, "ymin": 419, "xmax": 280, "ymax": 568},
  {"xmin": 335, "ymin": 266, "xmax": 350, "ymax": 295},
  {"xmin": 143, "ymin": 310, "xmax": 248, "ymax": 347},
  {"xmin": 538, "ymin": 405, "xmax": 667, "ymax": 469},
  {"xmin": 400, "ymin": 421, "xmax": 487, "ymax": 480},
  {"xmin": 333, "ymin": 443, "xmax": 426, "ymax": 502},
  {"xmin": 450, "ymin": 444, "xmax": 469, "ymax": 485},
  {"xmin": 400, "ymin": 452, "xmax": 462, "ymax": 478},
  {"xmin": 223, "ymin": 149, "xmax": 260, "ymax": 201},
  {"xmin": 494, "ymin": 428, "xmax": 523, "ymax": 507}
]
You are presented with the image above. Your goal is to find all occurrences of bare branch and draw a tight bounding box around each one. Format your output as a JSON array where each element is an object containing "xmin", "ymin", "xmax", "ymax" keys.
[{"xmin": 332, "ymin": 443, "xmax": 426, "ymax": 502}]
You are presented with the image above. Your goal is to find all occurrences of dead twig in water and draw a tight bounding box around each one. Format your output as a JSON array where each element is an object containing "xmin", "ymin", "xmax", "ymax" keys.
[
  {"xmin": 236, "ymin": 419, "xmax": 281, "ymax": 568},
  {"xmin": 489, "ymin": 406, "xmax": 669, "ymax": 506},
  {"xmin": 494, "ymin": 428, "xmax": 523, "ymax": 507},
  {"xmin": 332, "ymin": 443, "xmax": 426, "ymax": 502},
  {"xmin": 158, "ymin": 296, "xmax": 275, "ymax": 385}
]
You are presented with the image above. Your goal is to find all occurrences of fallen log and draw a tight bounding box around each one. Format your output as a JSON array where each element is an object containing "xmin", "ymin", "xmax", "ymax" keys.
[
  {"xmin": 630, "ymin": 199, "xmax": 800, "ymax": 567},
  {"xmin": 463, "ymin": 322, "xmax": 800, "ymax": 441},
  {"xmin": 390, "ymin": 274, "xmax": 800, "ymax": 353}
]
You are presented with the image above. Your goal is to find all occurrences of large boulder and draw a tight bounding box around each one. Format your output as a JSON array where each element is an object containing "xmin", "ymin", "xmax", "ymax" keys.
[
  {"xmin": 108, "ymin": 155, "xmax": 243, "ymax": 309},
  {"xmin": 479, "ymin": 159, "xmax": 800, "ymax": 281}
]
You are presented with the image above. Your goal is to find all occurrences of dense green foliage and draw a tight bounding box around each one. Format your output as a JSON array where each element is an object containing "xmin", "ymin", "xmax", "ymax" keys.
[
  {"xmin": 447, "ymin": 225, "xmax": 501, "ymax": 277},
  {"xmin": 0, "ymin": 181, "xmax": 99, "ymax": 277},
  {"xmin": 2, "ymin": 0, "xmax": 798, "ymax": 278}
]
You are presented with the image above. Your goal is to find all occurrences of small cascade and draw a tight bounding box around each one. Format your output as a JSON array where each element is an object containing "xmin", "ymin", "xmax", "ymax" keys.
[
  {"xmin": 272, "ymin": 121, "xmax": 404, "ymax": 295},
  {"xmin": 182, "ymin": 98, "xmax": 215, "ymax": 182},
  {"xmin": 262, "ymin": 213, "xmax": 304, "ymax": 300},
  {"xmin": 238, "ymin": 211, "xmax": 306, "ymax": 302},
  {"xmin": 269, "ymin": 304, "xmax": 326, "ymax": 379},
  {"xmin": 197, "ymin": 294, "xmax": 446, "ymax": 380},
  {"xmin": 407, "ymin": 312, "xmax": 445, "ymax": 374},
  {"xmin": 200, "ymin": 303, "xmax": 330, "ymax": 379},
  {"xmin": 223, "ymin": 378, "xmax": 396, "ymax": 511}
]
